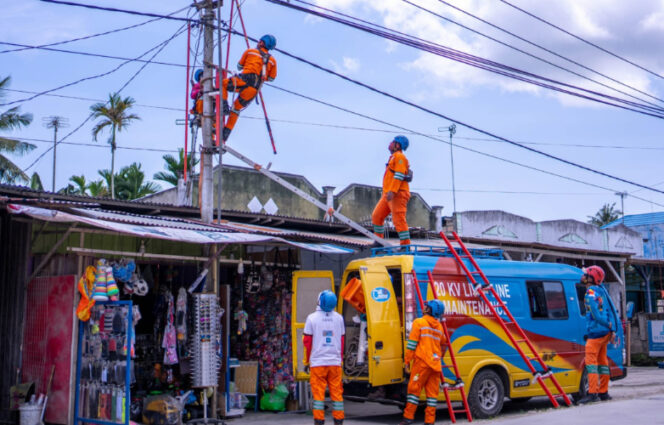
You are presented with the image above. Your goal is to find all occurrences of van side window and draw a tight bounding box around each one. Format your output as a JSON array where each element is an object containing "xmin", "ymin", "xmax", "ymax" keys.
[
  {"xmin": 576, "ymin": 283, "xmax": 587, "ymax": 316},
  {"xmin": 526, "ymin": 281, "xmax": 569, "ymax": 320}
]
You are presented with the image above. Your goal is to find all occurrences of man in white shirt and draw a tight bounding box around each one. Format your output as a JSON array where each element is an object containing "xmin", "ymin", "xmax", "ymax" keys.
[{"xmin": 303, "ymin": 290, "xmax": 345, "ymax": 425}]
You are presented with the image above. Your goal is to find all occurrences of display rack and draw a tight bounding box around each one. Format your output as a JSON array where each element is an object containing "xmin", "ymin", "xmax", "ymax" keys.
[{"xmin": 73, "ymin": 301, "xmax": 132, "ymax": 425}]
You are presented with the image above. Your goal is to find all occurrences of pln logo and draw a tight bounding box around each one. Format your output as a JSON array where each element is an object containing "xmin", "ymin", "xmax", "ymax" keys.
[{"xmin": 371, "ymin": 287, "xmax": 390, "ymax": 303}]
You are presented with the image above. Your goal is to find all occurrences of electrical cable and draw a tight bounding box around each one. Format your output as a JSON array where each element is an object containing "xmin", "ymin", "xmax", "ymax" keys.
[
  {"xmin": 266, "ymin": 83, "xmax": 664, "ymax": 207},
  {"xmin": 23, "ymin": 23, "xmax": 189, "ymax": 171},
  {"xmin": 498, "ymin": 0, "xmax": 664, "ymax": 82},
  {"xmin": 432, "ymin": 0, "xmax": 664, "ymax": 107},
  {"xmin": 408, "ymin": 0, "xmax": 664, "ymax": 109},
  {"xmin": 0, "ymin": 42, "xmax": 185, "ymax": 68},
  {"xmin": 11, "ymin": 136, "xmax": 180, "ymax": 153},
  {"xmin": 0, "ymin": 28, "xmax": 187, "ymax": 108},
  {"xmin": 266, "ymin": 0, "xmax": 664, "ymax": 119},
  {"xmin": 0, "ymin": 6, "xmax": 189, "ymax": 54}
]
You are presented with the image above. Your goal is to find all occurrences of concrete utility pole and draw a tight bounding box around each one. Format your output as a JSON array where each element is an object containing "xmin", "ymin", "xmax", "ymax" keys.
[
  {"xmin": 199, "ymin": 1, "xmax": 216, "ymax": 223},
  {"xmin": 615, "ymin": 191, "xmax": 628, "ymax": 223},
  {"xmin": 42, "ymin": 116, "xmax": 68, "ymax": 192},
  {"xmin": 438, "ymin": 123, "xmax": 457, "ymax": 213}
]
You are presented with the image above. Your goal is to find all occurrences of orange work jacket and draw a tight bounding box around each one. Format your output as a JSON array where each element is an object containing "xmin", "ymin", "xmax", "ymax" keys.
[
  {"xmin": 237, "ymin": 47, "xmax": 277, "ymax": 81},
  {"xmin": 382, "ymin": 150, "xmax": 409, "ymax": 194},
  {"xmin": 405, "ymin": 315, "xmax": 444, "ymax": 372}
]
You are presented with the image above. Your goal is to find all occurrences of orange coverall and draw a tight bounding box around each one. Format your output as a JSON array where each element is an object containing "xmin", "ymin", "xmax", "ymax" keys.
[
  {"xmin": 372, "ymin": 150, "xmax": 411, "ymax": 245},
  {"xmin": 403, "ymin": 315, "xmax": 444, "ymax": 424},
  {"xmin": 222, "ymin": 47, "xmax": 277, "ymax": 139},
  {"xmin": 586, "ymin": 333, "xmax": 612, "ymax": 394},
  {"xmin": 303, "ymin": 333, "xmax": 345, "ymax": 423}
]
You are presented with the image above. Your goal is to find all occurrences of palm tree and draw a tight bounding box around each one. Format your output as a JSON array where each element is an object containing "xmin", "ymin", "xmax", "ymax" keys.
[
  {"xmin": 69, "ymin": 174, "xmax": 88, "ymax": 195},
  {"xmin": 30, "ymin": 172, "xmax": 43, "ymax": 191},
  {"xmin": 0, "ymin": 76, "xmax": 35, "ymax": 184},
  {"xmin": 154, "ymin": 148, "xmax": 199, "ymax": 186},
  {"xmin": 88, "ymin": 180, "xmax": 109, "ymax": 197},
  {"xmin": 588, "ymin": 202, "xmax": 622, "ymax": 227},
  {"xmin": 115, "ymin": 163, "xmax": 160, "ymax": 200},
  {"xmin": 90, "ymin": 92, "xmax": 140, "ymax": 199}
]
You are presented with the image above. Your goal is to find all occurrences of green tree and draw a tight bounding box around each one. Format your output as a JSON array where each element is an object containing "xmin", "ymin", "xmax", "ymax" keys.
[
  {"xmin": 115, "ymin": 162, "xmax": 160, "ymax": 200},
  {"xmin": 0, "ymin": 76, "xmax": 35, "ymax": 183},
  {"xmin": 90, "ymin": 93, "xmax": 140, "ymax": 199},
  {"xmin": 88, "ymin": 180, "xmax": 108, "ymax": 197},
  {"xmin": 69, "ymin": 174, "xmax": 88, "ymax": 195},
  {"xmin": 30, "ymin": 172, "xmax": 43, "ymax": 191},
  {"xmin": 154, "ymin": 148, "xmax": 199, "ymax": 186},
  {"xmin": 588, "ymin": 202, "xmax": 622, "ymax": 227}
]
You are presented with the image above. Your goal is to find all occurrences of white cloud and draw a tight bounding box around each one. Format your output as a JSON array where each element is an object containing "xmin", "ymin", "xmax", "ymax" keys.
[{"xmin": 330, "ymin": 56, "xmax": 361, "ymax": 74}]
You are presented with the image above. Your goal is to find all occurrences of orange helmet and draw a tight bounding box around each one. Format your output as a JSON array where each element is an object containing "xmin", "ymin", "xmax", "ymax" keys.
[{"xmin": 584, "ymin": 265, "xmax": 605, "ymax": 285}]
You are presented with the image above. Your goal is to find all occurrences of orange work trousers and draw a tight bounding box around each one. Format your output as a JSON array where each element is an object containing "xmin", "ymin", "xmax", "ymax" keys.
[
  {"xmin": 222, "ymin": 74, "xmax": 259, "ymax": 133},
  {"xmin": 403, "ymin": 360, "xmax": 441, "ymax": 423},
  {"xmin": 586, "ymin": 333, "xmax": 611, "ymax": 394},
  {"xmin": 372, "ymin": 191, "xmax": 411, "ymax": 245},
  {"xmin": 310, "ymin": 366, "xmax": 344, "ymax": 421}
]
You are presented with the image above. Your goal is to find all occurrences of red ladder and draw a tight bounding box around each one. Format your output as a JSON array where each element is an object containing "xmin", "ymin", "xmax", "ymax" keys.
[
  {"xmin": 410, "ymin": 270, "xmax": 473, "ymax": 423},
  {"xmin": 439, "ymin": 231, "xmax": 572, "ymax": 408}
]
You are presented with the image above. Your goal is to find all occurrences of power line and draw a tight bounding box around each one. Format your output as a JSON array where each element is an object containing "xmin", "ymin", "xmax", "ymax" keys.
[
  {"xmin": 12, "ymin": 136, "xmax": 180, "ymax": 153},
  {"xmin": 422, "ymin": 0, "xmax": 664, "ymax": 108},
  {"xmin": 268, "ymin": 0, "xmax": 664, "ymax": 119},
  {"xmin": 498, "ymin": 0, "xmax": 664, "ymax": 82},
  {"xmin": 413, "ymin": 187, "xmax": 603, "ymax": 196},
  {"xmin": 0, "ymin": 42, "xmax": 185, "ymax": 68},
  {"xmin": 0, "ymin": 6, "xmax": 189, "ymax": 54},
  {"xmin": 24, "ymin": 23, "xmax": 189, "ymax": 171}
]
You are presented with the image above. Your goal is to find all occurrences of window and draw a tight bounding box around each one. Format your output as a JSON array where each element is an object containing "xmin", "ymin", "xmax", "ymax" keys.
[
  {"xmin": 526, "ymin": 281, "xmax": 569, "ymax": 320},
  {"xmin": 576, "ymin": 283, "xmax": 587, "ymax": 316}
]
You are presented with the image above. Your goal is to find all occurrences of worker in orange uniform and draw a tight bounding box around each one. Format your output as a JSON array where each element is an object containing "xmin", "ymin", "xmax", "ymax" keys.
[
  {"xmin": 221, "ymin": 34, "xmax": 277, "ymax": 142},
  {"xmin": 372, "ymin": 135, "xmax": 412, "ymax": 245},
  {"xmin": 303, "ymin": 290, "xmax": 345, "ymax": 425},
  {"xmin": 578, "ymin": 265, "xmax": 619, "ymax": 404},
  {"xmin": 399, "ymin": 300, "xmax": 445, "ymax": 425}
]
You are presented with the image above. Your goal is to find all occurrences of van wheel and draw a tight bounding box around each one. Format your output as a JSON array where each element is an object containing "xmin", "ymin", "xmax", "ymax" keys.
[
  {"xmin": 468, "ymin": 369, "xmax": 504, "ymax": 419},
  {"xmin": 572, "ymin": 370, "xmax": 588, "ymax": 404}
]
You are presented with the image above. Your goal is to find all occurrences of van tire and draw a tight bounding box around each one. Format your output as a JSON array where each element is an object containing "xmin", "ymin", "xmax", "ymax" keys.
[
  {"xmin": 468, "ymin": 369, "xmax": 504, "ymax": 419},
  {"xmin": 572, "ymin": 369, "xmax": 588, "ymax": 404}
]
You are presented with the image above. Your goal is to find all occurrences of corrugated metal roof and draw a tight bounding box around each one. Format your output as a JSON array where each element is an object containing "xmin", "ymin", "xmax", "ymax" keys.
[
  {"xmin": 71, "ymin": 208, "xmax": 233, "ymax": 233},
  {"xmin": 603, "ymin": 212, "xmax": 664, "ymax": 229}
]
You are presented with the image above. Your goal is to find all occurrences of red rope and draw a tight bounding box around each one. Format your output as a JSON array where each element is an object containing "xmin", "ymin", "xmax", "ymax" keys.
[{"xmin": 183, "ymin": 23, "xmax": 191, "ymax": 180}]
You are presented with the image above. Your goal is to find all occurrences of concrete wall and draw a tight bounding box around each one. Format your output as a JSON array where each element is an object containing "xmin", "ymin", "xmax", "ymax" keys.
[
  {"xmin": 539, "ymin": 219, "xmax": 603, "ymax": 250},
  {"xmin": 457, "ymin": 210, "xmax": 537, "ymax": 241}
]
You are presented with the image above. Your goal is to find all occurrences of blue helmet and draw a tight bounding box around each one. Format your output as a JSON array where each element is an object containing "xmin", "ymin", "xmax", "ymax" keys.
[
  {"xmin": 194, "ymin": 69, "xmax": 203, "ymax": 82},
  {"xmin": 393, "ymin": 135, "xmax": 409, "ymax": 151},
  {"xmin": 426, "ymin": 299, "xmax": 445, "ymax": 318},
  {"xmin": 260, "ymin": 34, "xmax": 277, "ymax": 50},
  {"xmin": 318, "ymin": 290, "xmax": 337, "ymax": 312}
]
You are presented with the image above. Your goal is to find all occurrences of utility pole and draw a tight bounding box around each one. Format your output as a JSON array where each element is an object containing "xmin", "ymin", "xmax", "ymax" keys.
[
  {"xmin": 438, "ymin": 123, "xmax": 457, "ymax": 213},
  {"xmin": 198, "ymin": 1, "xmax": 216, "ymax": 224},
  {"xmin": 42, "ymin": 116, "xmax": 68, "ymax": 192},
  {"xmin": 616, "ymin": 191, "xmax": 628, "ymax": 223}
]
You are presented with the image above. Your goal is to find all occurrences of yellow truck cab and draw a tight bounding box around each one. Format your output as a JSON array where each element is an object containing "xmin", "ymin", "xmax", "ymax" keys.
[{"xmin": 291, "ymin": 245, "xmax": 625, "ymax": 418}]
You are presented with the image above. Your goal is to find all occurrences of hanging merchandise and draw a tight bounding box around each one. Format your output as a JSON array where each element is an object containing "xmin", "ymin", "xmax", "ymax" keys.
[
  {"xmin": 190, "ymin": 294, "xmax": 223, "ymax": 388},
  {"xmin": 92, "ymin": 259, "xmax": 109, "ymax": 301},
  {"xmin": 133, "ymin": 275, "xmax": 149, "ymax": 297},
  {"xmin": 244, "ymin": 261, "xmax": 261, "ymax": 294},
  {"xmin": 233, "ymin": 301, "xmax": 248, "ymax": 335},
  {"xmin": 260, "ymin": 247, "xmax": 273, "ymax": 291},
  {"xmin": 77, "ymin": 265, "xmax": 97, "ymax": 321},
  {"xmin": 162, "ymin": 291, "xmax": 179, "ymax": 366},
  {"xmin": 176, "ymin": 287, "xmax": 188, "ymax": 358}
]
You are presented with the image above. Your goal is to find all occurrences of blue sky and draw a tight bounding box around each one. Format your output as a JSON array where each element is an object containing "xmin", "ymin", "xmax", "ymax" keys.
[{"xmin": 2, "ymin": 0, "xmax": 664, "ymax": 222}]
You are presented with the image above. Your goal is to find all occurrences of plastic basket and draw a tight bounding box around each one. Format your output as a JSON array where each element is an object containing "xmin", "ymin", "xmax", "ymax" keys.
[
  {"xmin": 19, "ymin": 404, "xmax": 42, "ymax": 425},
  {"xmin": 340, "ymin": 277, "xmax": 365, "ymax": 313}
]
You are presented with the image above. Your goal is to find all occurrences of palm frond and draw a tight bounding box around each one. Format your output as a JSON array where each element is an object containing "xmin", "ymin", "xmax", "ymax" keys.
[
  {"xmin": 0, "ymin": 137, "xmax": 36, "ymax": 155},
  {"xmin": 30, "ymin": 172, "xmax": 43, "ymax": 191},
  {"xmin": 0, "ymin": 153, "xmax": 29, "ymax": 183}
]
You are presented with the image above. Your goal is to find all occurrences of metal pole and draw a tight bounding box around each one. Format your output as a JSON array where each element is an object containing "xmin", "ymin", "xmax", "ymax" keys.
[
  {"xmin": 42, "ymin": 116, "xmax": 68, "ymax": 192},
  {"xmin": 615, "ymin": 191, "xmax": 627, "ymax": 223},
  {"xmin": 200, "ymin": 2, "xmax": 215, "ymax": 223},
  {"xmin": 52, "ymin": 124, "xmax": 57, "ymax": 192},
  {"xmin": 216, "ymin": 2, "xmax": 223, "ymax": 223},
  {"xmin": 449, "ymin": 124, "xmax": 457, "ymax": 213}
]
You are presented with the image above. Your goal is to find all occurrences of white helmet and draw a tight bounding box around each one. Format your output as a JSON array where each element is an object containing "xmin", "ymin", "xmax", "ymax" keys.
[{"xmin": 134, "ymin": 278, "xmax": 149, "ymax": 296}]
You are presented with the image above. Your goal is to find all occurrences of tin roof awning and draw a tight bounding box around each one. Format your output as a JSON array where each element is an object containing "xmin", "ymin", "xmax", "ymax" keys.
[{"xmin": 7, "ymin": 204, "xmax": 357, "ymax": 254}]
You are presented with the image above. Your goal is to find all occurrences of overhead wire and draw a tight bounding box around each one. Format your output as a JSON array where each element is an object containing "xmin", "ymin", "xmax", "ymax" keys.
[
  {"xmin": 23, "ymin": 21, "xmax": 189, "ymax": 171},
  {"xmin": 498, "ymin": 0, "xmax": 664, "ymax": 82},
  {"xmin": 266, "ymin": 0, "xmax": 664, "ymax": 119}
]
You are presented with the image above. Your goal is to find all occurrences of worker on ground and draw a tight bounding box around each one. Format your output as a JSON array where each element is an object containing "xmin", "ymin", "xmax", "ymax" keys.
[
  {"xmin": 372, "ymin": 135, "xmax": 412, "ymax": 245},
  {"xmin": 578, "ymin": 265, "xmax": 617, "ymax": 404},
  {"xmin": 221, "ymin": 34, "xmax": 277, "ymax": 142},
  {"xmin": 303, "ymin": 290, "xmax": 345, "ymax": 425},
  {"xmin": 399, "ymin": 299, "xmax": 445, "ymax": 425}
]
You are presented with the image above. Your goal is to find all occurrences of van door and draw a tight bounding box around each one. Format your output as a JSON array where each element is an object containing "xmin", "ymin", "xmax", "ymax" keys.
[
  {"xmin": 359, "ymin": 265, "xmax": 404, "ymax": 386},
  {"xmin": 291, "ymin": 270, "xmax": 335, "ymax": 381}
]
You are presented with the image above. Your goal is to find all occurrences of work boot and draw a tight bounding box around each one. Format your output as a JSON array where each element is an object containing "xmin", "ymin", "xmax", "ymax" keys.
[
  {"xmin": 333, "ymin": 419, "xmax": 343, "ymax": 425},
  {"xmin": 599, "ymin": 392, "xmax": 612, "ymax": 401},
  {"xmin": 222, "ymin": 100, "xmax": 230, "ymax": 115},
  {"xmin": 314, "ymin": 420, "xmax": 324, "ymax": 425},
  {"xmin": 577, "ymin": 393, "xmax": 599, "ymax": 404},
  {"xmin": 398, "ymin": 419, "xmax": 413, "ymax": 425},
  {"xmin": 222, "ymin": 127, "xmax": 231, "ymax": 142}
]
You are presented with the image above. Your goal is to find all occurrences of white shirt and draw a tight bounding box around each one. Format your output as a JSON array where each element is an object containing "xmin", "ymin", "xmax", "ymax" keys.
[{"xmin": 304, "ymin": 307, "xmax": 345, "ymax": 367}]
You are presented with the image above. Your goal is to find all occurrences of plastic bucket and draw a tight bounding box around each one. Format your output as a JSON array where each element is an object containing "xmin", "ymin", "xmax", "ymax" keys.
[{"xmin": 19, "ymin": 404, "xmax": 42, "ymax": 425}]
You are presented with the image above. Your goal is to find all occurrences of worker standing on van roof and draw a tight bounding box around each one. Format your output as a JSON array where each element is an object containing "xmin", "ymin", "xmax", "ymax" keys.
[
  {"xmin": 221, "ymin": 34, "xmax": 277, "ymax": 142},
  {"xmin": 303, "ymin": 290, "xmax": 346, "ymax": 425},
  {"xmin": 400, "ymin": 300, "xmax": 445, "ymax": 425},
  {"xmin": 578, "ymin": 265, "xmax": 616, "ymax": 404},
  {"xmin": 372, "ymin": 135, "xmax": 412, "ymax": 246}
]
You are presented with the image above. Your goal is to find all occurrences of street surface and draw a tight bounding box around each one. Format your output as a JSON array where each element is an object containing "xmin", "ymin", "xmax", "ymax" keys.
[{"xmin": 228, "ymin": 367, "xmax": 664, "ymax": 424}]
